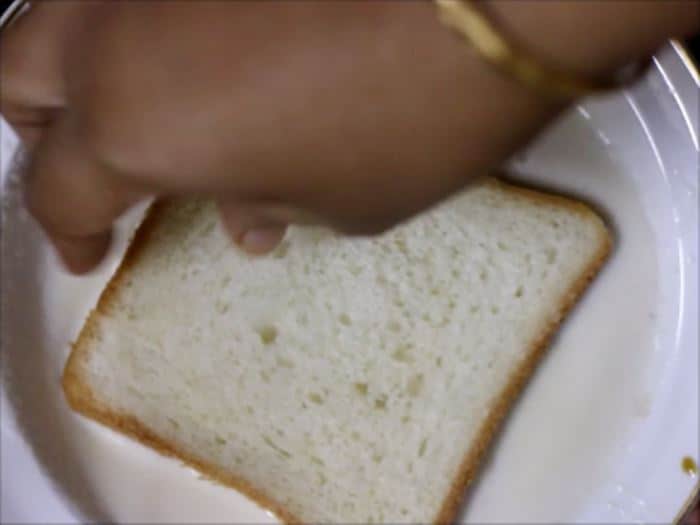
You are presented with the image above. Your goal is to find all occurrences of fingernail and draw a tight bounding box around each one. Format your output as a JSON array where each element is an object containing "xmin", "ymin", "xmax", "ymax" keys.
[{"xmin": 240, "ymin": 226, "xmax": 286, "ymax": 255}]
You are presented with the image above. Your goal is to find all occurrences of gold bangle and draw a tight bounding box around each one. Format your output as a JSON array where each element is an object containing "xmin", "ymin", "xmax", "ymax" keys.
[{"xmin": 434, "ymin": 0, "xmax": 648, "ymax": 100}]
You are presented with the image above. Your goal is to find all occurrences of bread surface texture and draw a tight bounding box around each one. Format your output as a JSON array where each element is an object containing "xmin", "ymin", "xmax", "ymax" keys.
[{"xmin": 63, "ymin": 179, "xmax": 611, "ymax": 524}]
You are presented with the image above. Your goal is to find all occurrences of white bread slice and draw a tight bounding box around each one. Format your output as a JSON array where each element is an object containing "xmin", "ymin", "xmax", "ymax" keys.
[{"xmin": 63, "ymin": 178, "xmax": 611, "ymax": 524}]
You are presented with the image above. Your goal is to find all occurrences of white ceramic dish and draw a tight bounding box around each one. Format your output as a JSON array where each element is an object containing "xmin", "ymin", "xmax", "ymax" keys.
[{"xmin": 1, "ymin": 2, "xmax": 698, "ymax": 521}]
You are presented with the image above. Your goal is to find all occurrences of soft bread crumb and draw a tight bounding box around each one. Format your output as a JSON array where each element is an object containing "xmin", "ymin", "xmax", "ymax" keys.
[{"xmin": 63, "ymin": 178, "xmax": 611, "ymax": 524}]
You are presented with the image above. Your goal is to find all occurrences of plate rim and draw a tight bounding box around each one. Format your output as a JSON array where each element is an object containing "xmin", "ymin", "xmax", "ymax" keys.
[{"xmin": 1, "ymin": 1, "xmax": 698, "ymax": 522}]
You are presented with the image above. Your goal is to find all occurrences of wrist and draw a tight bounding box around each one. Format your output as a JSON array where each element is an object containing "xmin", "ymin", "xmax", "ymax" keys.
[{"xmin": 478, "ymin": 0, "xmax": 700, "ymax": 81}]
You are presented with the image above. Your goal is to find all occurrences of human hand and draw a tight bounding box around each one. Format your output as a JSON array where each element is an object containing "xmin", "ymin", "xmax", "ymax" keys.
[{"xmin": 1, "ymin": 1, "xmax": 697, "ymax": 273}]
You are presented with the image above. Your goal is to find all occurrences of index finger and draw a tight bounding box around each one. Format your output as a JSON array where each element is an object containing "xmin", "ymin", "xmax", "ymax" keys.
[
  {"xmin": 25, "ymin": 113, "xmax": 143, "ymax": 273},
  {"xmin": 0, "ymin": 1, "xmax": 73, "ymax": 146}
]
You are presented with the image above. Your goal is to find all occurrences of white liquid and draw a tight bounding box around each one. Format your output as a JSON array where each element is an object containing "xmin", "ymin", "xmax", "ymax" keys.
[{"xmin": 4, "ymin": 101, "xmax": 685, "ymax": 523}]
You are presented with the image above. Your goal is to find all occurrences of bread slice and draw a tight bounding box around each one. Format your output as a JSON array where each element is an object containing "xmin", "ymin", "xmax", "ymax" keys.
[{"xmin": 63, "ymin": 178, "xmax": 610, "ymax": 524}]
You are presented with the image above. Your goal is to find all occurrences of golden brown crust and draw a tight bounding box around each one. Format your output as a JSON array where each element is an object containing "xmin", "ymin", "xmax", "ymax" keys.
[
  {"xmin": 63, "ymin": 377, "xmax": 301, "ymax": 524},
  {"xmin": 64, "ymin": 199, "xmax": 304, "ymax": 524},
  {"xmin": 63, "ymin": 201, "xmax": 173, "ymax": 403},
  {"xmin": 433, "ymin": 180, "xmax": 613, "ymax": 524},
  {"xmin": 63, "ymin": 202, "xmax": 164, "ymax": 386},
  {"xmin": 62, "ymin": 181, "xmax": 612, "ymax": 525}
]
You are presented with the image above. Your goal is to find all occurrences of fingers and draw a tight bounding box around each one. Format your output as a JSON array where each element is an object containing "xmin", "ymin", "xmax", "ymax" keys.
[
  {"xmin": 218, "ymin": 200, "xmax": 325, "ymax": 255},
  {"xmin": 0, "ymin": 1, "xmax": 134, "ymax": 273},
  {"xmin": 0, "ymin": 1, "xmax": 78, "ymax": 146},
  {"xmin": 687, "ymin": 507, "xmax": 700, "ymax": 525},
  {"xmin": 24, "ymin": 114, "xmax": 143, "ymax": 273},
  {"xmin": 49, "ymin": 232, "xmax": 113, "ymax": 275},
  {"xmin": 217, "ymin": 200, "xmax": 298, "ymax": 255},
  {"xmin": 237, "ymin": 226, "xmax": 288, "ymax": 255}
]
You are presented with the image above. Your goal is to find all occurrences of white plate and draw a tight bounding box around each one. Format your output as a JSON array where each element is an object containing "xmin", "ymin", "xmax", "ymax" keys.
[{"xmin": 1, "ymin": 6, "xmax": 698, "ymax": 520}]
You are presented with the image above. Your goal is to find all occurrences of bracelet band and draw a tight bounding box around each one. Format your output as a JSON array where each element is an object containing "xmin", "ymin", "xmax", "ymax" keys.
[{"xmin": 434, "ymin": 0, "xmax": 648, "ymax": 100}]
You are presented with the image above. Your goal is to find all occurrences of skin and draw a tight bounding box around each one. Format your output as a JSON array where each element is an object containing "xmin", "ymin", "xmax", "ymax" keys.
[
  {"xmin": 0, "ymin": 2, "xmax": 698, "ymax": 520},
  {"xmin": 1, "ymin": 0, "xmax": 695, "ymax": 273}
]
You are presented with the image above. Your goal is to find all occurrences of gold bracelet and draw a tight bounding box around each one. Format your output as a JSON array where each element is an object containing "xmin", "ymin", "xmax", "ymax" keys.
[{"xmin": 434, "ymin": 0, "xmax": 648, "ymax": 100}]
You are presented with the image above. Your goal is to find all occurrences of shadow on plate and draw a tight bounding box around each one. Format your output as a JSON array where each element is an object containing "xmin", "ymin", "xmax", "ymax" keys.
[{"xmin": 1, "ymin": 164, "xmax": 111, "ymax": 521}]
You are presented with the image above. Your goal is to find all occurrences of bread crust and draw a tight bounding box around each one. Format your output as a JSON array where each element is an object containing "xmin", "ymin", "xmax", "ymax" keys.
[
  {"xmin": 63, "ymin": 201, "xmax": 304, "ymax": 524},
  {"xmin": 432, "ymin": 180, "xmax": 612, "ymax": 524},
  {"xmin": 62, "ymin": 180, "xmax": 612, "ymax": 525}
]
